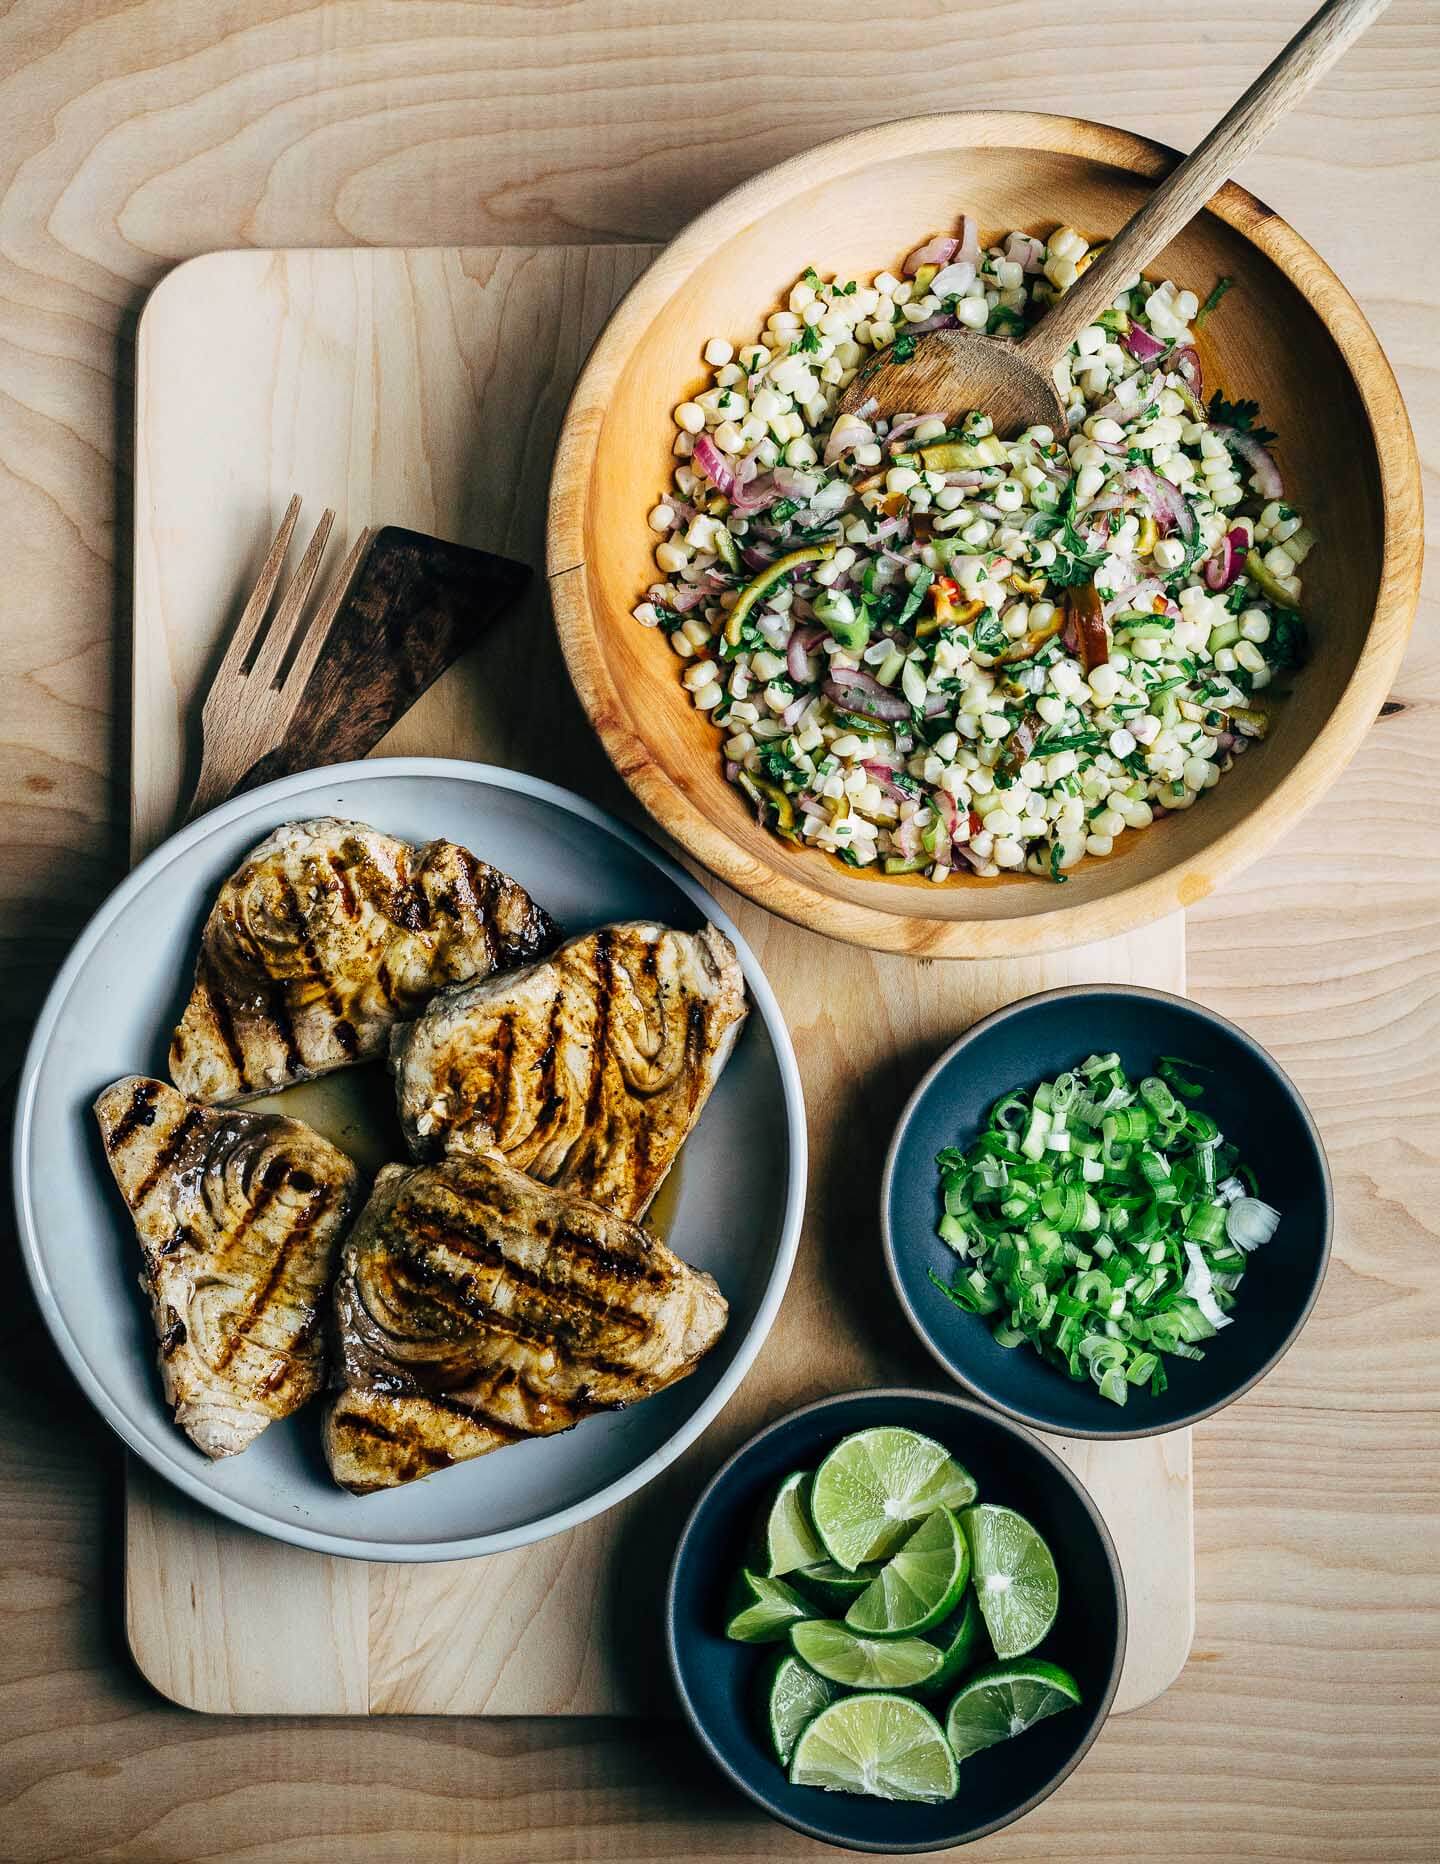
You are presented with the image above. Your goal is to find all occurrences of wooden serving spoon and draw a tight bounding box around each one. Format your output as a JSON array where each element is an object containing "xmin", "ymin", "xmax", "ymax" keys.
[{"xmin": 839, "ymin": 0, "xmax": 1391, "ymax": 436}]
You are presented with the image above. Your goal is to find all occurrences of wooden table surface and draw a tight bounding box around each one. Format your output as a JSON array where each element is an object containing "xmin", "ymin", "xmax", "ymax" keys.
[{"xmin": 1, "ymin": 3, "xmax": 1435, "ymax": 1859}]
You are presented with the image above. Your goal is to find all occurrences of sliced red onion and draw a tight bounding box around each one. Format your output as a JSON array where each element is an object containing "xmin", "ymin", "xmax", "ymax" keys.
[
  {"xmin": 692, "ymin": 433, "xmax": 736, "ymax": 498},
  {"xmin": 922, "ymin": 690, "xmax": 950, "ymax": 718},
  {"xmin": 903, "ymin": 235, "xmax": 959, "ymax": 277},
  {"xmin": 930, "ymin": 260, "xmax": 976, "ymax": 297},
  {"xmin": 669, "ymin": 582, "xmax": 711, "ymax": 614},
  {"xmin": 938, "ymin": 469, "xmax": 989, "ymax": 489},
  {"xmin": 1103, "ymin": 576, "xmax": 1167, "ymax": 621},
  {"xmin": 1005, "ymin": 233, "xmax": 1046, "ymax": 274},
  {"xmin": 1082, "ymin": 492, "xmax": 1128, "ymax": 515},
  {"xmin": 1171, "ymin": 345, "xmax": 1203, "ymax": 398},
  {"xmin": 741, "ymin": 544, "xmax": 773, "ymax": 572},
  {"xmin": 1127, "ymin": 464, "xmax": 1194, "ymax": 542},
  {"xmin": 862, "ymin": 760, "xmax": 913, "ymax": 805},
  {"xmin": 1123, "ymin": 323, "xmax": 1168, "ymax": 364},
  {"xmin": 969, "ymin": 500, "xmax": 1004, "ymax": 522},
  {"xmin": 952, "ymin": 841, "xmax": 988, "ymax": 873},
  {"xmin": 823, "ymin": 419, "xmax": 874, "ymax": 467},
  {"xmin": 1204, "ymin": 526, "xmax": 1249, "ymax": 592},
  {"xmin": 724, "ymin": 759, "xmax": 740, "ymax": 783},
  {"xmin": 868, "ymin": 514, "xmax": 905, "ymax": 543},
  {"xmin": 894, "ymin": 815, "xmax": 919, "ymax": 858},
  {"xmin": 787, "ymin": 624, "xmax": 824, "ymax": 683},
  {"xmin": 797, "ymin": 790, "xmax": 823, "ymax": 815},
  {"xmin": 900, "ymin": 311, "xmax": 959, "ymax": 336},
  {"xmin": 934, "ymin": 789, "xmax": 960, "ymax": 841},
  {"xmin": 732, "ymin": 472, "xmax": 781, "ymax": 515},
  {"xmin": 772, "ymin": 464, "xmax": 818, "ymax": 501},
  {"xmin": 955, "ymin": 213, "xmax": 981, "ymax": 269},
  {"xmin": 930, "ymin": 820, "xmax": 953, "ymax": 870},
  {"xmin": 883, "ymin": 412, "xmax": 935, "ymax": 451},
  {"xmin": 781, "ymin": 693, "xmax": 809, "ymax": 729},
  {"xmin": 1213, "ymin": 424, "xmax": 1283, "ymax": 499},
  {"xmin": 824, "ymin": 666, "xmax": 911, "ymax": 721}
]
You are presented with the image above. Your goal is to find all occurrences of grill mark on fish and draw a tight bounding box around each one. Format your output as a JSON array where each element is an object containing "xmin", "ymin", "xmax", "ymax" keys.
[
  {"xmin": 533, "ymin": 989, "xmax": 565, "ymax": 1129},
  {"xmin": 585, "ymin": 928, "xmax": 615, "ymax": 1126},
  {"xmin": 131, "ymin": 1106, "xmax": 203, "ymax": 1205},
  {"xmin": 337, "ymin": 1415, "xmax": 458, "ymax": 1469},
  {"xmin": 404, "ymin": 1213, "xmax": 658, "ymax": 1329},
  {"xmin": 106, "ymin": 1079, "xmax": 160, "ymax": 1150},
  {"xmin": 212, "ymin": 1177, "xmax": 332, "ymax": 1370},
  {"xmin": 387, "ymin": 1245, "xmax": 652, "ymax": 1380},
  {"xmin": 487, "ymin": 1014, "xmax": 514, "ymax": 1134},
  {"xmin": 277, "ymin": 875, "xmax": 358, "ymax": 1059},
  {"xmin": 159, "ymin": 1305, "xmax": 186, "ymax": 1355},
  {"xmin": 198, "ymin": 955, "xmax": 248, "ymax": 1089},
  {"xmin": 327, "ymin": 853, "xmax": 358, "ymax": 917}
]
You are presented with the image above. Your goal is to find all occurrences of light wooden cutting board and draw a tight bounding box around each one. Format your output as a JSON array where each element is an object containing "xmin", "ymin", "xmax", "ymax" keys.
[{"xmin": 127, "ymin": 246, "xmax": 1192, "ymax": 1717}]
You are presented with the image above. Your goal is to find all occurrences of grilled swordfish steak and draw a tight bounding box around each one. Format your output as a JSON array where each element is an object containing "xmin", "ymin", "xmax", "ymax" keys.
[
  {"xmin": 170, "ymin": 818, "xmax": 557, "ymax": 1104},
  {"xmin": 95, "ymin": 1076, "xmax": 360, "ymax": 1458},
  {"xmin": 390, "ymin": 921, "xmax": 747, "ymax": 1219},
  {"xmin": 322, "ymin": 1150, "xmax": 728, "ymax": 1493}
]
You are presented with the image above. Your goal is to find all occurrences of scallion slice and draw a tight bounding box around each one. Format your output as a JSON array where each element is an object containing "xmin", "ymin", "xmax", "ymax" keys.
[{"xmin": 928, "ymin": 1054, "xmax": 1275, "ymax": 1403}]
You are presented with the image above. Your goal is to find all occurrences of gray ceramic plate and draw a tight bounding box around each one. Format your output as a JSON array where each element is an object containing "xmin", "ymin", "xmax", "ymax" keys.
[{"xmin": 14, "ymin": 759, "xmax": 806, "ymax": 1562}]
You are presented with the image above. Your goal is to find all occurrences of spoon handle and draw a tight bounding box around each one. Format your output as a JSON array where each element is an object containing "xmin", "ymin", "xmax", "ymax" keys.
[{"xmin": 1018, "ymin": 0, "xmax": 1392, "ymax": 371}]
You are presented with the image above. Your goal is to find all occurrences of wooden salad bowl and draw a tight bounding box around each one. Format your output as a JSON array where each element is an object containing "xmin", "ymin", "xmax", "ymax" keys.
[{"xmin": 548, "ymin": 113, "xmax": 1421, "ymax": 958}]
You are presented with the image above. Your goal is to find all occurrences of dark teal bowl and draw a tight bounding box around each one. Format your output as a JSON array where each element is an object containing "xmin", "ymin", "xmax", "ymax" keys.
[
  {"xmin": 665, "ymin": 1387, "xmax": 1125, "ymax": 1854},
  {"xmin": 882, "ymin": 985, "xmax": 1332, "ymax": 1440}
]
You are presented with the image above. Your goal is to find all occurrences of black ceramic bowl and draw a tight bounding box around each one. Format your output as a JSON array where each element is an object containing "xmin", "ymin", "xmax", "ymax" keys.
[
  {"xmin": 882, "ymin": 985, "xmax": 1332, "ymax": 1440},
  {"xmin": 666, "ymin": 1388, "xmax": 1125, "ymax": 1854}
]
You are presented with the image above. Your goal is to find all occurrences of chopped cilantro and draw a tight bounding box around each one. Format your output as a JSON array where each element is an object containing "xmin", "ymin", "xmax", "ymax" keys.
[
  {"xmin": 889, "ymin": 332, "xmax": 919, "ymax": 364},
  {"xmin": 651, "ymin": 605, "xmax": 687, "ymax": 634},
  {"xmin": 1268, "ymin": 609, "xmax": 1308, "ymax": 669},
  {"xmin": 1208, "ymin": 392, "xmax": 1277, "ymax": 446},
  {"xmin": 768, "ymin": 497, "xmax": 801, "ymax": 524},
  {"xmin": 801, "ymin": 266, "xmax": 821, "ymax": 288},
  {"xmin": 1048, "ymin": 841, "xmax": 1069, "ymax": 884},
  {"xmin": 833, "ymin": 845, "xmax": 863, "ymax": 868},
  {"xmin": 789, "ymin": 324, "xmax": 823, "ymax": 355}
]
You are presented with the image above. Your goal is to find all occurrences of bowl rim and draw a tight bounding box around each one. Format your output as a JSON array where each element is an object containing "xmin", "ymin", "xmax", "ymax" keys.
[
  {"xmin": 12, "ymin": 755, "xmax": 809, "ymax": 1563},
  {"xmin": 879, "ymin": 982, "xmax": 1335, "ymax": 1438},
  {"xmin": 664, "ymin": 1384, "xmax": 1128, "ymax": 1853},
  {"xmin": 549, "ymin": 109, "xmax": 1424, "ymax": 959}
]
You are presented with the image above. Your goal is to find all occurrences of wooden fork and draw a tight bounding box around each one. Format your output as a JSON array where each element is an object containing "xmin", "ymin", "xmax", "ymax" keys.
[{"xmin": 185, "ymin": 497, "xmax": 372, "ymax": 822}]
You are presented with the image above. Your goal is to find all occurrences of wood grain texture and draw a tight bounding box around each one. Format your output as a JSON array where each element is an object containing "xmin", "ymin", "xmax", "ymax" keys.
[
  {"xmin": 0, "ymin": 2, "xmax": 1436, "ymax": 1858},
  {"xmin": 550, "ymin": 111, "xmax": 1422, "ymax": 958},
  {"xmin": 125, "ymin": 245, "xmax": 1191, "ymax": 1721}
]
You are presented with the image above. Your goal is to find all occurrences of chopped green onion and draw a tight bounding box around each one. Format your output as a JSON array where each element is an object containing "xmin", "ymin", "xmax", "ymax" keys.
[{"xmin": 927, "ymin": 1054, "xmax": 1272, "ymax": 1404}]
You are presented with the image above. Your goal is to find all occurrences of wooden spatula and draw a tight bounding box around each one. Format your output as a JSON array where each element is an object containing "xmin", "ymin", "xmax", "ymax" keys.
[
  {"xmin": 184, "ymin": 500, "xmax": 530, "ymax": 820},
  {"xmin": 840, "ymin": 0, "xmax": 1391, "ymax": 435}
]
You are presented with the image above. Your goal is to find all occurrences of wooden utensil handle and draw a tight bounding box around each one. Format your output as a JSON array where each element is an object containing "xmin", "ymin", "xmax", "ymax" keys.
[{"xmin": 1020, "ymin": 0, "xmax": 1392, "ymax": 369}]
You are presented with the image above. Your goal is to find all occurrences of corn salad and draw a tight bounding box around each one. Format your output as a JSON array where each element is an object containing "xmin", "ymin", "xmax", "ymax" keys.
[{"xmin": 633, "ymin": 218, "xmax": 1312, "ymax": 882}]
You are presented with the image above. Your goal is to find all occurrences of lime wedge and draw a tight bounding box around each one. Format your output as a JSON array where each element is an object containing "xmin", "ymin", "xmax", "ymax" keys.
[
  {"xmin": 756, "ymin": 1469, "xmax": 825, "ymax": 1576},
  {"xmin": 794, "ymin": 1559, "xmax": 883, "ymax": 1607},
  {"xmin": 762, "ymin": 1650, "xmax": 838, "ymax": 1765},
  {"xmin": 725, "ymin": 1570, "xmax": 814, "ymax": 1643},
  {"xmin": 844, "ymin": 1507, "xmax": 970, "ymax": 1638},
  {"xmin": 918, "ymin": 1591, "xmax": 985, "ymax": 1696},
  {"xmin": 944, "ymin": 1658, "xmax": 1081, "ymax": 1760},
  {"xmin": 790, "ymin": 1619, "xmax": 944, "ymax": 1691},
  {"xmin": 960, "ymin": 1504, "xmax": 1059, "ymax": 1659},
  {"xmin": 789, "ymin": 1693, "xmax": 959, "ymax": 1802},
  {"xmin": 810, "ymin": 1427, "xmax": 978, "ymax": 1569}
]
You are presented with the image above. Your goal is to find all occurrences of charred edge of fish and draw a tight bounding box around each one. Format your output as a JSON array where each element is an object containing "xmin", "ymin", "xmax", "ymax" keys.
[
  {"xmin": 159, "ymin": 1306, "xmax": 187, "ymax": 1355},
  {"xmin": 130, "ymin": 1106, "xmax": 204, "ymax": 1205},
  {"xmin": 106, "ymin": 1079, "xmax": 161, "ymax": 1150},
  {"xmin": 404, "ymin": 1213, "xmax": 659, "ymax": 1330}
]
